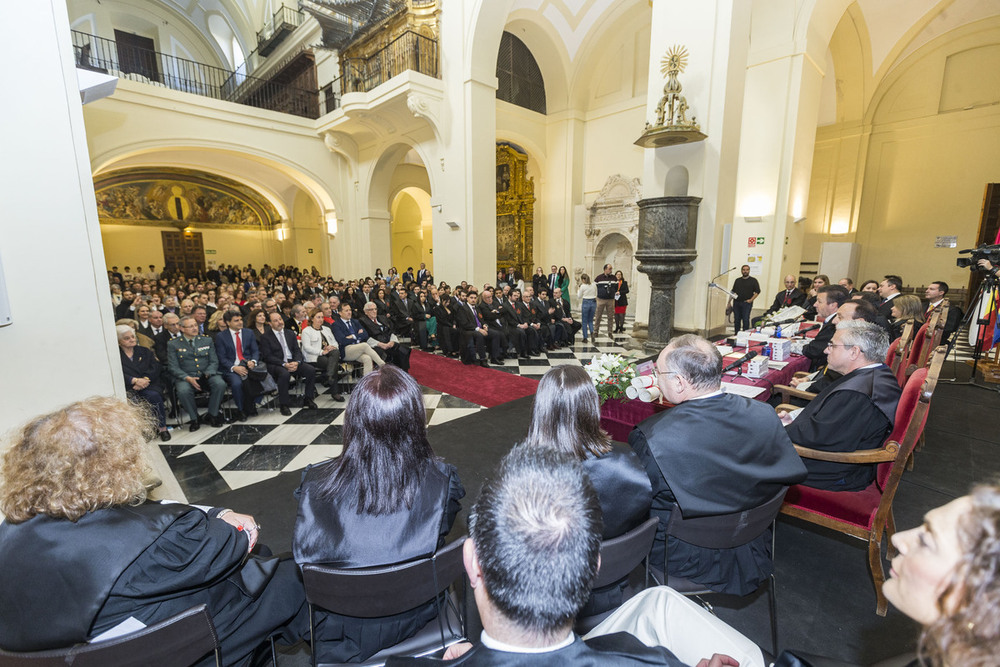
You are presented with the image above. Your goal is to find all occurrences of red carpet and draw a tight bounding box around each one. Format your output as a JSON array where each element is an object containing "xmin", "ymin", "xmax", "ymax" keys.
[{"xmin": 408, "ymin": 350, "xmax": 539, "ymax": 408}]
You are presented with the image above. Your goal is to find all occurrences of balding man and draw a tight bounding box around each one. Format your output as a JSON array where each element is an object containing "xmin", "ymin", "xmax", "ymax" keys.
[
  {"xmin": 757, "ymin": 275, "xmax": 806, "ymax": 324},
  {"xmin": 629, "ymin": 335, "xmax": 806, "ymax": 595},
  {"xmin": 781, "ymin": 320, "xmax": 902, "ymax": 492}
]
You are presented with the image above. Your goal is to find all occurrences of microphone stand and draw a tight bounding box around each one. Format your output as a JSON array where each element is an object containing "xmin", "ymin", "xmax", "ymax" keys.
[{"xmin": 706, "ymin": 267, "xmax": 739, "ymax": 341}]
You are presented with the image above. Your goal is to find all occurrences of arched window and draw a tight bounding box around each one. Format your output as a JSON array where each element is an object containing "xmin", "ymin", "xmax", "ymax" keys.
[{"xmin": 496, "ymin": 32, "xmax": 546, "ymax": 115}]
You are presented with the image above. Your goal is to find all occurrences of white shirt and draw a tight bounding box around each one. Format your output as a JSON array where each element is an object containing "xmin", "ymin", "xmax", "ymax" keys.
[
  {"xmin": 273, "ymin": 329, "xmax": 292, "ymax": 362},
  {"xmin": 480, "ymin": 630, "xmax": 574, "ymax": 654}
]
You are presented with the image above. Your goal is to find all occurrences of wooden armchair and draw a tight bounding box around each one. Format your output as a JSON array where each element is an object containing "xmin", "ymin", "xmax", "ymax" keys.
[{"xmin": 778, "ymin": 346, "xmax": 944, "ymax": 616}]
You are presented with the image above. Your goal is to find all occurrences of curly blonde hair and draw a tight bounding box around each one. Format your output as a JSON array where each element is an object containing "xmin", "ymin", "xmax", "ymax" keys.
[
  {"xmin": 919, "ymin": 484, "xmax": 1000, "ymax": 666},
  {"xmin": 1, "ymin": 397, "xmax": 153, "ymax": 523}
]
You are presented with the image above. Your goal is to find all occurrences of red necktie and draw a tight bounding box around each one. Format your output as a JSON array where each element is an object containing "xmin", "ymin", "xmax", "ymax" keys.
[{"xmin": 235, "ymin": 332, "xmax": 244, "ymax": 361}]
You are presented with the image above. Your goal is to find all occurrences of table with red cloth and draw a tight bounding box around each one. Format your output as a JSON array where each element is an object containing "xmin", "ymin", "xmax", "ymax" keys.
[{"xmin": 599, "ymin": 333, "xmax": 813, "ymax": 442}]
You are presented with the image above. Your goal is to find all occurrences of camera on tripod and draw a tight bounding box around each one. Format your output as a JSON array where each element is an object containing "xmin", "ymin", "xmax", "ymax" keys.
[{"xmin": 956, "ymin": 244, "xmax": 1000, "ymax": 271}]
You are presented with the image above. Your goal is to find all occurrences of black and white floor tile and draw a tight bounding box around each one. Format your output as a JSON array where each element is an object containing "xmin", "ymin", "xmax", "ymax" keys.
[{"xmin": 156, "ymin": 327, "xmax": 638, "ymax": 503}]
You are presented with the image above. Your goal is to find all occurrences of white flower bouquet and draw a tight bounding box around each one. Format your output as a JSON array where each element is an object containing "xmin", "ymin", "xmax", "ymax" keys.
[{"xmin": 584, "ymin": 353, "xmax": 637, "ymax": 403}]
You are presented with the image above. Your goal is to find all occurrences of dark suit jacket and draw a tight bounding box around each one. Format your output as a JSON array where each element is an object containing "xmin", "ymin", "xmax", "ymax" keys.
[
  {"xmin": 259, "ymin": 328, "xmax": 304, "ymax": 366},
  {"xmin": 386, "ymin": 633, "xmax": 685, "ymax": 666},
  {"xmin": 154, "ymin": 330, "xmax": 181, "ymax": 363},
  {"xmin": 120, "ymin": 346, "xmax": 162, "ymax": 392},
  {"xmin": 765, "ymin": 288, "xmax": 806, "ymax": 314},
  {"xmin": 802, "ymin": 317, "xmax": 836, "ymax": 371},
  {"xmin": 454, "ymin": 302, "xmax": 482, "ymax": 332},
  {"xmin": 401, "ymin": 271, "xmax": 415, "ymax": 284},
  {"xmin": 416, "ymin": 269, "xmax": 432, "ymax": 285},
  {"xmin": 392, "ymin": 297, "xmax": 413, "ymax": 324},
  {"xmin": 358, "ymin": 314, "xmax": 395, "ymax": 343},
  {"xmin": 877, "ymin": 294, "xmax": 900, "ymax": 320},
  {"xmin": 409, "ymin": 299, "xmax": 433, "ymax": 322},
  {"xmin": 215, "ymin": 327, "xmax": 260, "ymax": 370},
  {"xmin": 330, "ymin": 317, "xmax": 370, "ymax": 350}
]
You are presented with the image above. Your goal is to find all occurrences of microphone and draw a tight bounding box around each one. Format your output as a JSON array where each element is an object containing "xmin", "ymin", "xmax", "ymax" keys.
[
  {"xmin": 722, "ymin": 350, "xmax": 757, "ymax": 373},
  {"xmin": 770, "ymin": 315, "xmax": 802, "ymax": 326},
  {"xmin": 711, "ymin": 267, "xmax": 739, "ymax": 282},
  {"xmin": 799, "ymin": 323, "xmax": 821, "ymax": 334}
]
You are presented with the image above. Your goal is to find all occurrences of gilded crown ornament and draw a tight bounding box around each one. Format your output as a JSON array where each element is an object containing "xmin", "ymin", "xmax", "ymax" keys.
[{"xmin": 636, "ymin": 45, "xmax": 706, "ymax": 148}]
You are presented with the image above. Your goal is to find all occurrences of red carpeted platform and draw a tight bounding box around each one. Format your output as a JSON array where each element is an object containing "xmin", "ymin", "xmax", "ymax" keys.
[{"xmin": 408, "ymin": 350, "xmax": 539, "ymax": 408}]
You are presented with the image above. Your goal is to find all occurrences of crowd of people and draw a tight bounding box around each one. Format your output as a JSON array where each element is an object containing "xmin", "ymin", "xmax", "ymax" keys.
[
  {"xmin": 108, "ymin": 260, "xmax": 640, "ymax": 438},
  {"xmin": 0, "ymin": 262, "xmax": 989, "ymax": 666}
]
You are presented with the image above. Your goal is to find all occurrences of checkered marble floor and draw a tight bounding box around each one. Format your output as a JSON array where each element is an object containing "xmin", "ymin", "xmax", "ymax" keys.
[{"xmin": 156, "ymin": 329, "xmax": 637, "ymax": 503}]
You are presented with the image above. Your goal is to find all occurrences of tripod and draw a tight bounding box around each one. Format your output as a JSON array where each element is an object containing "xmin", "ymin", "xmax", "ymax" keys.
[{"xmin": 942, "ymin": 271, "xmax": 1000, "ymax": 391}]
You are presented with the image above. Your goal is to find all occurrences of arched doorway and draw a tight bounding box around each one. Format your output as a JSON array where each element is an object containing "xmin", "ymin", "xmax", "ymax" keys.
[
  {"xmin": 390, "ymin": 187, "xmax": 432, "ymax": 278},
  {"xmin": 594, "ymin": 232, "xmax": 635, "ymax": 314}
]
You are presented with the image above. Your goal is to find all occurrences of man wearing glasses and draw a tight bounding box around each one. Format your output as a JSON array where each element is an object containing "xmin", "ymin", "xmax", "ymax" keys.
[
  {"xmin": 628, "ymin": 335, "xmax": 806, "ymax": 596},
  {"xmin": 780, "ymin": 320, "xmax": 901, "ymax": 491}
]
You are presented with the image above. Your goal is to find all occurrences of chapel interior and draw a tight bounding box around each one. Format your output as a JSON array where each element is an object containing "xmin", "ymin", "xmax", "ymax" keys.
[{"xmin": 2, "ymin": 0, "xmax": 1000, "ymax": 663}]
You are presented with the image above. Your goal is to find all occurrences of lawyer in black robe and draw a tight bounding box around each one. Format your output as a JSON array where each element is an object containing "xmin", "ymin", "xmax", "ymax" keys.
[
  {"xmin": 629, "ymin": 393, "xmax": 807, "ymax": 595},
  {"xmin": 785, "ymin": 363, "xmax": 901, "ymax": 491}
]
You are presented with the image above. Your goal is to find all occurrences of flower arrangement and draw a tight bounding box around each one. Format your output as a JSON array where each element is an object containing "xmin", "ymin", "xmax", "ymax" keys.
[{"xmin": 584, "ymin": 353, "xmax": 637, "ymax": 403}]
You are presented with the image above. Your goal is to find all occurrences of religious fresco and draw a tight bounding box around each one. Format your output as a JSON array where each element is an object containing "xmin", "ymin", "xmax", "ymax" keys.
[{"xmin": 94, "ymin": 167, "xmax": 280, "ymax": 229}]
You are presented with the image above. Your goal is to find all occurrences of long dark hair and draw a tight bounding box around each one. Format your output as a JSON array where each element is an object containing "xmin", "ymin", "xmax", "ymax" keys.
[
  {"xmin": 525, "ymin": 366, "xmax": 611, "ymax": 459},
  {"xmin": 315, "ymin": 365, "xmax": 435, "ymax": 514}
]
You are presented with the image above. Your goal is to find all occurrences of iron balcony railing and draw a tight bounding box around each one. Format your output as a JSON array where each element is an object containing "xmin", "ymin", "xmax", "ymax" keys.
[
  {"xmin": 71, "ymin": 30, "xmax": 319, "ymax": 119},
  {"xmin": 257, "ymin": 5, "xmax": 305, "ymax": 56},
  {"xmin": 339, "ymin": 30, "xmax": 438, "ymax": 95}
]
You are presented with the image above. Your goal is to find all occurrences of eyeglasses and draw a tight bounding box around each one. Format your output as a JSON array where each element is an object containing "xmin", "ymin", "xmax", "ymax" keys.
[{"xmin": 825, "ymin": 343, "xmax": 856, "ymax": 350}]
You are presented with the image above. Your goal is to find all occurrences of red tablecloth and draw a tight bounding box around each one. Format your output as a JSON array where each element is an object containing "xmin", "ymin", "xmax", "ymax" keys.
[{"xmin": 599, "ymin": 346, "xmax": 811, "ymax": 442}]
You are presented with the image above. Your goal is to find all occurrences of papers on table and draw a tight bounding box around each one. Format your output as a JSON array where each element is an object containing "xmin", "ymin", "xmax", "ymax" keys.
[
  {"xmin": 721, "ymin": 382, "xmax": 768, "ymax": 399},
  {"xmin": 766, "ymin": 360, "xmax": 789, "ymax": 370}
]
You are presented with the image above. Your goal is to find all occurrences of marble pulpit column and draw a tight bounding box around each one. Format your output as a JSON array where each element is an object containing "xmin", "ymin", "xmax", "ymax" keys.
[{"xmin": 635, "ymin": 196, "xmax": 700, "ymax": 352}]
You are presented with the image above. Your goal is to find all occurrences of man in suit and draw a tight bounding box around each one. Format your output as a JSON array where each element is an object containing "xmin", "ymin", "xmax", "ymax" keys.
[
  {"xmin": 838, "ymin": 277, "xmax": 858, "ymax": 296},
  {"xmin": 552, "ymin": 288, "xmax": 582, "ymax": 345},
  {"xmin": 548, "ymin": 264, "xmax": 559, "ymax": 295},
  {"xmin": 259, "ymin": 312, "xmax": 318, "ymax": 416},
  {"xmin": 387, "ymin": 446, "xmax": 705, "ymax": 667},
  {"xmin": 924, "ymin": 281, "xmax": 962, "ymax": 343},
  {"xmin": 629, "ymin": 335, "xmax": 806, "ymax": 596},
  {"xmin": 358, "ymin": 302, "xmax": 410, "ymax": 371},
  {"xmin": 167, "ymin": 316, "xmax": 228, "ymax": 430},
  {"xmin": 390, "ymin": 285, "xmax": 414, "ymax": 335},
  {"xmin": 500, "ymin": 287, "xmax": 539, "ymax": 358},
  {"xmin": 330, "ymin": 302, "xmax": 386, "ymax": 375},
  {"xmin": 155, "ymin": 312, "xmax": 182, "ymax": 363},
  {"xmin": 191, "ymin": 305, "xmax": 209, "ymax": 335},
  {"xmin": 877, "ymin": 274, "xmax": 903, "ymax": 320},
  {"xmin": 215, "ymin": 310, "xmax": 261, "ymax": 421},
  {"xmin": 802, "ymin": 285, "xmax": 850, "ymax": 371},
  {"xmin": 531, "ymin": 288, "xmax": 566, "ymax": 349},
  {"xmin": 416, "ymin": 262, "xmax": 432, "ymax": 286},
  {"xmin": 757, "ymin": 274, "xmax": 806, "ymax": 323},
  {"xmin": 475, "ymin": 289, "xmax": 509, "ymax": 359},
  {"xmin": 401, "ymin": 266, "xmax": 415, "ymax": 284},
  {"xmin": 455, "ymin": 292, "xmax": 502, "ymax": 367},
  {"xmin": 146, "ymin": 309, "xmax": 164, "ymax": 339},
  {"xmin": 781, "ymin": 320, "xmax": 902, "ymax": 492}
]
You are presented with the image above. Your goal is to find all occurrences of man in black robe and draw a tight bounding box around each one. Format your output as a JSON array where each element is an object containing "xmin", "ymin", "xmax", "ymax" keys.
[
  {"xmin": 629, "ymin": 335, "xmax": 807, "ymax": 596},
  {"xmin": 782, "ymin": 320, "xmax": 902, "ymax": 492}
]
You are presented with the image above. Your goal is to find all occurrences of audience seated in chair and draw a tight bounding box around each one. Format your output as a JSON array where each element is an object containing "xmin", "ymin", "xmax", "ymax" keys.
[
  {"xmin": 0, "ymin": 397, "xmax": 307, "ymax": 666},
  {"xmin": 330, "ymin": 301, "xmax": 386, "ymax": 376},
  {"xmin": 299, "ymin": 308, "xmax": 345, "ymax": 402},
  {"xmin": 293, "ymin": 365, "xmax": 464, "ymax": 664},
  {"xmin": 214, "ymin": 310, "xmax": 265, "ymax": 421},
  {"xmin": 525, "ymin": 365, "xmax": 651, "ymax": 617},
  {"xmin": 359, "ymin": 301, "xmax": 411, "ymax": 371},
  {"xmin": 259, "ymin": 311, "xmax": 318, "ymax": 417},
  {"xmin": 779, "ymin": 320, "xmax": 902, "ymax": 491},
  {"xmin": 166, "ymin": 315, "xmax": 227, "ymax": 431},
  {"xmin": 386, "ymin": 445, "xmax": 759, "ymax": 667},
  {"xmin": 117, "ymin": 324, "xmax": 170, "ymax": 442},
  {"xmin": 628, "ymin": 334, "xmax": 806, "ymax": 596}
]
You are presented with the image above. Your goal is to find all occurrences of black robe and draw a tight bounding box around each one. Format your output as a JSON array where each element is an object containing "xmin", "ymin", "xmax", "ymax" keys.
[
  {"xmin": 0, "ymin": 503, "xmax": 306, "ymax": 666},
  {"xmin": 629, "ymin": 392, "xmax": 806, "ymax": 595},
  {"xmin": 293, "ymin": 458, "xmax": 465, "ymax": 663},
  {"xmin": 785, "ymin": 364, "xmax": 901, "ymax": 491}
]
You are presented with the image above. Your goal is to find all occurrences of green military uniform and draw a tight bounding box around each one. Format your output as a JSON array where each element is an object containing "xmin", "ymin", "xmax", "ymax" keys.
[{"xmin": 167, "ymin": 334, "xmax": 226, "ymax": 423}]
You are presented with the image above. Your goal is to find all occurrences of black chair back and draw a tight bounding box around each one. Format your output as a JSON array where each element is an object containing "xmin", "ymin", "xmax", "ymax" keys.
[
  {"xmin": 666, "ymin": 489, "xmax": 788, "ymax": 549},
  {"xmin": 0, "ymin": 604, "xmax": 220, "ymax": 667},
  {"xmin": 302, "ymin": 537, "xmax": 466, "ymax": 618},
  {"xmin": 591, "ymin": 517, "xmax": 658, "ymax": 588}
]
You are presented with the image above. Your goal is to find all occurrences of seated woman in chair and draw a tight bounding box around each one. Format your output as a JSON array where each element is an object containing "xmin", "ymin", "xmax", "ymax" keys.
[
  {"xmin": 524, "ymin": 365, "xmax": 652, "ymax": 616},
  {"xmin": 117, "ymin": 324, "xmax": 170, "ymax": 442},
  {"xmin": 293, "ymin": 364, "xmax": 465, "ymax": 663},
  {"xmin": 889, "ymin": 294, "xmax": 925, "ymax": 343},
  {"xmin": 0, "ymin": 397, "xmax": 307, "ymax": 666}
]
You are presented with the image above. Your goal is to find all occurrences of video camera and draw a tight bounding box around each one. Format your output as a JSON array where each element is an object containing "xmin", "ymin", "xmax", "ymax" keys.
[{"xmin": 956, "ymin": 244, "xmax": 1000, "ymax": 271}]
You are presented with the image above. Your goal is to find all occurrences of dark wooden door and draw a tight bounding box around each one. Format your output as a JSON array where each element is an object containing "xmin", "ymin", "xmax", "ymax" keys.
[
  {"xmin": 162, "ymin": 231, "xmax": 205, "ymax": 277},
  {"xmin": 115, "ymin": 30, "xmax": 160, "ymax": 82}
]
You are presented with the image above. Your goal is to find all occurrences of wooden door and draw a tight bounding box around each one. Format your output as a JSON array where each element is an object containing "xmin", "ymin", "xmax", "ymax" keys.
[{"xmin": 162, "ymin": 231, "xmax": 205, "ymax": 277}]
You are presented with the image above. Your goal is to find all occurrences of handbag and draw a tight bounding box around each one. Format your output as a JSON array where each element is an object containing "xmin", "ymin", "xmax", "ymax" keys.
[{"xmin": 249, "ymin": 367, "xmax": 278, "ymax": 394}]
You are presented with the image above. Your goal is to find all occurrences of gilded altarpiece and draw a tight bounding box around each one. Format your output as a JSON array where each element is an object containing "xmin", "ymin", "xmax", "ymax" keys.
[{"xmin": 496, "ymin": 144, "xmax": 534, "ymax": 277}]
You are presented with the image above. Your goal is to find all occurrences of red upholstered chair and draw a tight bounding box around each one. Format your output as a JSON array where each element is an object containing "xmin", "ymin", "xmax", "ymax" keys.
[
  {"xmin": 901, "ymin": 321, "xmax": 929, "ymax": 381},
  {"xmin": 779, "ymin": 346, "xmax": 944, "ymax": 616},
  {"xmin": 885, "ymin": 338, "xmax": 900, "ymax": 370}
]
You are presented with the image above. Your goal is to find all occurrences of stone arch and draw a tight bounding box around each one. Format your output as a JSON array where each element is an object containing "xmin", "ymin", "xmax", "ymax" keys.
[
  {"xmin": 366, "ymin": 141, "xmax": 433, "ymax": 218},
  {"xmin": 594, "ymin": 232, "xmax": 635, "ymax": 312},
  {"xmin": 467, "ymin": 0, "xmax": 515, "ymax": 83},
  {"xmin": 586, "ymin": 175, "xmax": 642, "ymax": 312}
]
